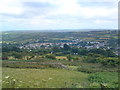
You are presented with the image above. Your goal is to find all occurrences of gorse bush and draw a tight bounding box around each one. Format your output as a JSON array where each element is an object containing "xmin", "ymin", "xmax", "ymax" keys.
[
  {"xmin": 45, "ymin": 54, "xmax": 56, "ymax": 59},
  {"xmin": 100, "ymin": 57, "xmax": 119, "ymax": 66},
  {"xmin": 83, "ymin": 56, "xmax": 119, "ymax": 67}
]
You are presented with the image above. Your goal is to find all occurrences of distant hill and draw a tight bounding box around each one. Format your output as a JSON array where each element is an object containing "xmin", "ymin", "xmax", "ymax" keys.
[{"xmin": 2, "ymin": 30, "xmax": 118, "ymax": 45}]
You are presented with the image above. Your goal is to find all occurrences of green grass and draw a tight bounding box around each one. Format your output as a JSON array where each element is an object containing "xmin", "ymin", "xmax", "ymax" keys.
[
  {"xmin": 2, "ymin": 60, "xmax": 119, "ymax": 88},
  {"xmin": 2, "ymin": 68, "xmax": 88, "ymax": 88},
  {"xmin": 88, "ymin": 72, "xmax": 118, "ymax": 88}
]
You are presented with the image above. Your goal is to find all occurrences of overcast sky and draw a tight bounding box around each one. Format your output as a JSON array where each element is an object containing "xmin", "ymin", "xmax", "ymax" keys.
[{"xmin": 0, "ymin": 0, "xmax": 118, "ymax": 31}]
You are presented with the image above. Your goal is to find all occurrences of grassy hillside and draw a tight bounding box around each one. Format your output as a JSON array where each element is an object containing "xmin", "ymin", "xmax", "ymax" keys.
[
  {"xmin": 2, "ymin": 68, "xmax": 118, "ymax": 88},
  {"xmin": 2, "ymin": 68, "xmax": 88, "ymax": 88}
]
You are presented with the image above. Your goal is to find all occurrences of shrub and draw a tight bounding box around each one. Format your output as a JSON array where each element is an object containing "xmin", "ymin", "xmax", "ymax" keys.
[
  {"xmin": 83, "ymin": 56, "xmax": 101, "ymax": 63},
  {"xmin": 100, "ymin": 57, "xmax": 119, "ymax": 67},
  {"xmin": 77, "ymin": 66, "xmax": 94, "ymax": 73},
  {"xmin": 45, "ymin": 54, "xmax": 56, "ymax": 59}
]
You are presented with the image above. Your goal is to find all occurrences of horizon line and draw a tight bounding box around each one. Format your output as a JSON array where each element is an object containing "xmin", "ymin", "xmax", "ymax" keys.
[{"xmin": 1, "ymin": 29, "xmax": 117, "ymax": 31}]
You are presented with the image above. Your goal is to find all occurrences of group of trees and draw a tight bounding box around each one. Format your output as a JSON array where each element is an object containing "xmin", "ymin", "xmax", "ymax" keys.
[
  {"xmin": 2, "ymin": 44, "xmax": 116, "ymax": 58},
  {"xmin": 52, "ymin": 44, "xmax": 116, "ymax": 57},
  {"xmin": 2, "ymin": 44, "xmax": 118, "ymax": 67},
  {"xmin": 83, "ymin": 54, "xmax": 119, "ymax": 67},
  {"xmin": 2, "ymin": 46, "xmax": 21, "ymax": 52}
]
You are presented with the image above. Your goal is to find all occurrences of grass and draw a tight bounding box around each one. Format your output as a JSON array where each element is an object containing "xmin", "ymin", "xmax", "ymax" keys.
[
  {"xmin": 88, "ymin": 72, "xmax": 119, "ymax": 88},
  {"xmin": 2, "ymin": 68, "xmax": 88, "ymax": 88},
  {"xmin": 2, "ymin": 60, "xmax": 119, "ymax": 88}
]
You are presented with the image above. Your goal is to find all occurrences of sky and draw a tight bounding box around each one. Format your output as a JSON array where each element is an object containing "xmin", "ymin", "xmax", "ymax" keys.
[{"xmin": 0, "ymin": 0, "xmax": 118, "ymax": 31}]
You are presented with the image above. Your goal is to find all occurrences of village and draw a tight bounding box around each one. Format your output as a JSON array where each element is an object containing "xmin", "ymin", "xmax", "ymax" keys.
[{"xmin": 19, "ymin": 39, "xmax": 109, "ymax": 49}]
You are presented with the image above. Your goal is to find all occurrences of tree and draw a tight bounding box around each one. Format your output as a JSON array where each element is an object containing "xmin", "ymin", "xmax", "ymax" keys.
[
  {"xmin": 71, "ymin": 47, "xmax": 79, "ymax": 54},
  {"xmin": 100, "ymin": 57, "xmax": 119, "ymax": 66},
  {"xmin": 106, "ymin": 49, "xmax": 116, "ymax": 57},
  {"xmin": 52, "ymin": 46, "xmax": 60, "ymax": 53},
  {"xmin": 66, "ymin": 55, "xmax": 77, "ymax": 61},
  {"xmin": 89, "ymin": 49, "xmax": 107, "ymax": 56},
  {"xmin": 78, "ymin": 49, "xmax": 88, "ymax": 56},
  {"xmin": 63, "ymin": 44, "xmax": 71, "ymax": 51},
  {"xmin": 12, "ymin": 47, "xmax": 21, "ymax": 52},
  {"xmin": 2, "ymin": 46, "xmax": 21, "ymax": 52},
  {"xmin": 67, "ymin": 55, "xmax": 73, "ymax": 61}
]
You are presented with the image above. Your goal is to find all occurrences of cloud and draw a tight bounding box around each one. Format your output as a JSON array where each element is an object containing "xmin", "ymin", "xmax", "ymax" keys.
[
  {"xmin": 23, "ymin": 2, "xmax": 54, "ymax": 8},
  {"xmin": 0, "ymin": 0, "xmax": 23, "ymax": 15},
  {"xmin": 0, "ymin": 0, "xmax": 118, "ymax": 30}
]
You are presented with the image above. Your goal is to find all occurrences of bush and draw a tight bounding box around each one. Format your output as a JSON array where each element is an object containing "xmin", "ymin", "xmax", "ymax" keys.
[
  {"xmin": 77, "ymin": 66, "xmax": 94, "ymax": 73},
  {"xmin": 100, "ymin": 57, "xmax": 119, "ymax": 67},
  {"xmin": 83, "ymin": 56, "xmax": 101, "ymax": 63},
  {"xmin": 45, "ymin": 54, "xmax": 56, "ymax": 59},
  {"xmin": 88, "ymin": 72, "xmax": 118, "ymax": 88},
  {"xmin": 55, "ymin": 52, "xmax": 64, "ymax": 56}
]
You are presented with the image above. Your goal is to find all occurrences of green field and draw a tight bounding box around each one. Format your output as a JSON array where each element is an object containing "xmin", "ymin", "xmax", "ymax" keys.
[
  {"xmin": 2, "ymin": 68, "xmax": 118, "ymax": 88},
  {"xmin": 2, "ymin": 68, "xmax": 88, "ymax": 88}
]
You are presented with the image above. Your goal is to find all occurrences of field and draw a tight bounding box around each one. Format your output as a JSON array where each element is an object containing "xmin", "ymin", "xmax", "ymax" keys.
[
  {"xmin": 2, "ymin": 68, "xmax": 88, "ymax": 88},
  {"xmin": 2, "ymin": 67, "xmax": 119, "ymax": 88},
  {"xmin": 2, "ymin": 57, "xmax": 119, "ymax": 88}
]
